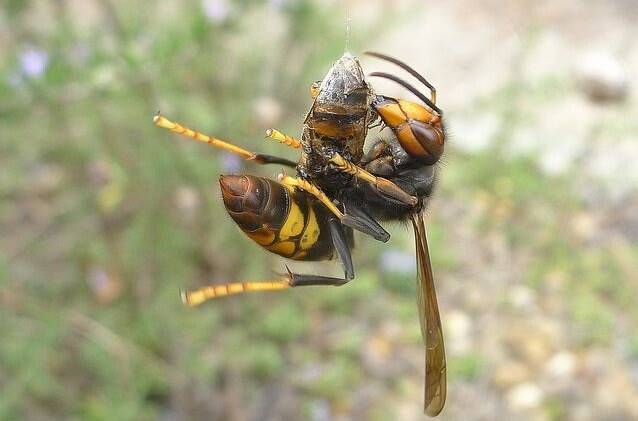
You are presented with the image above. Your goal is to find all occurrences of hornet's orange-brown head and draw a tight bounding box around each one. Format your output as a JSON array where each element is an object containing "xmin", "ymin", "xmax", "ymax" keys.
[
  {"xmin": 365, "ymin": 52, "xmax": 445, "ymax": 165},
  {"xmin": 373, "ymin": 96, "xmax": 444, "ymax": 165}
]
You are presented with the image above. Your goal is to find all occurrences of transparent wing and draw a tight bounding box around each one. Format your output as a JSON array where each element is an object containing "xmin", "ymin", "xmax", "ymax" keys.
[{"xmin": 411, "ymin": 212, "xmax": 447, "ymax": 416}]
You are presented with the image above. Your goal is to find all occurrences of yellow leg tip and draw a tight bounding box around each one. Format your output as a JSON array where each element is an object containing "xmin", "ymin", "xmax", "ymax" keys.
[
  {"xmin": 329, "ymin": 153, "xmax": 345, "ymax": 166},
  {"xmin": 265, "ymin": 128, "xmax": 301, "ymax": 148},
  {"xmin": 153, "ymin": 113, "xmax": 176, "ymax": 130},
  {"xmin": 180, "ymin": 289, "xmax": 200, "ymax": 307},
  {"xmin": 179, "ymin": 289, "xmax": 189, "ymax": 305}
]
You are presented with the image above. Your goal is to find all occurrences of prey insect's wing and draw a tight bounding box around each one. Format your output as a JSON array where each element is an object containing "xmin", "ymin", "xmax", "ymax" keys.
[{"xmin": 411, "ymin": 212, "xmax": 447, "ymax": 417}]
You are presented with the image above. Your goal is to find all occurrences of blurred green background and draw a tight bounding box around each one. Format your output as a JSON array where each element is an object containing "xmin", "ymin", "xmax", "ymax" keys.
[{"xmin": 2, "ymin": 0, "xmax": 637, "ymax": 420}]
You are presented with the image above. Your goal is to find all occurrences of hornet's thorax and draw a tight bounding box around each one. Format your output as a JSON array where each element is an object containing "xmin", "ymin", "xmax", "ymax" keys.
[{"xmin": 298, "ymin": 52, "xmax": 376, "ymax": 192}]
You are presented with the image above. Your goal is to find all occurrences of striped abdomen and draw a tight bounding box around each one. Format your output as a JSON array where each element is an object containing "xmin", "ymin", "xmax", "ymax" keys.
[{"xmin": 219, "ymin": 175, "xmax": 335, "ymax": 261}]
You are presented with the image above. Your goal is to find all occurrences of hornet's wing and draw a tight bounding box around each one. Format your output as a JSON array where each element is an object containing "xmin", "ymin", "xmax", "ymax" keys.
[{"xmin": 411, "ymin": 212, "xmax": 446, "ymax": 416}]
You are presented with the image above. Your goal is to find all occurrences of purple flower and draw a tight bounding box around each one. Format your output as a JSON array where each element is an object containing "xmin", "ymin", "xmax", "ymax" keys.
[
  {"xmin": 380, "ymin": 250, "xmax": 416, "ymax": 274},
  {"xmin": 220, "ymin": 153, "xmax": 242, "ymax": 173},
  {"xmin": 267, "ymin": 0, "xmax": 286, "ymax": 10},
  {"xmin": 20, "ymin": 48, "xmax": 48, "ymax": 79},
  {"xmin": 201, "ymin": 0, "xmax": 230, "ymax": 22}
]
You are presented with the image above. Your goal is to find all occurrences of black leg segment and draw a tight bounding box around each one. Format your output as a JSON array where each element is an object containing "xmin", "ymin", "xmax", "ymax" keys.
[
  {"xmin": 342, "ymin": 200, "xmax": 391, "ymax": 243},
  {"xmin": 329, "ymin": 217, "xmax": 354, "ymax": 279},
  {"xmin": 251, "ymin": 153, "xmax": 297, "ymax": 168}
]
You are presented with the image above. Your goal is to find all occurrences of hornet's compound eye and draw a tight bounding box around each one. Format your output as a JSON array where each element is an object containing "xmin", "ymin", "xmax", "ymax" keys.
[{"xmin": 310, "ymin": 80, "xmax": 321, "ymax": 99}]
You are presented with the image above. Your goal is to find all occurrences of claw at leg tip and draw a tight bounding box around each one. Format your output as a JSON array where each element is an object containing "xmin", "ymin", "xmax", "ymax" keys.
[{"xmin": 179, "ymin": 289, "xmax": 191, "ymax": 306}]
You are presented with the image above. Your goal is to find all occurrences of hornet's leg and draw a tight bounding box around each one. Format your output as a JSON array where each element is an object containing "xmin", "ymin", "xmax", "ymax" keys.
[
  {"xmin": 330, "ymin": 153, "xmax": 418, "ymax": 206},
  {"xmin": 278, "ymin": 174, "xmax": 389, "ymax": 242},
  {"xmin": 341, "ymin": 198, "xmax": 390, "ymax": 243},
  {"xmin": 278, "ymin": 175, "xmax": 344, "ymax": 220},
  {"xmin": 153, "ymin": 113, "xmax": 297, "ymax": 168},
  {"xmin": 181, "ymin": 217, "xmax": 356, "ymax": 306},
  {"xmin": 283, "ymin": 217, "xmax": 356, "ymax": 286}
]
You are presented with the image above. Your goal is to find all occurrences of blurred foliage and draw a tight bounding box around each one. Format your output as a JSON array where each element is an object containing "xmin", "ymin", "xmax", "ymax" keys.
[{"xmin": 0, "ymin": 0, "xmax": 413, "ymax": 419}]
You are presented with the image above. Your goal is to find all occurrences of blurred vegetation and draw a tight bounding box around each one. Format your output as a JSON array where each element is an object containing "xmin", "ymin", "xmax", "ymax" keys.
[{"xmin": 1, "ymin": 0, "xmax": 637, "ymax": 420}]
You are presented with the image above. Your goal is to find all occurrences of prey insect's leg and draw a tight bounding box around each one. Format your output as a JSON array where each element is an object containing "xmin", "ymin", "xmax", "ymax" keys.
[
  {"xmin": 278, "ymin": 174, "xmax": 389, "ymax": 242},
  {"xmin": 278, "ymin": 175, "xmax": 344, "ymax": 219},
  {"xmin": 330, "ymin": 153, "xmax": 418, "ymax": 206},
  {"xmin": 154, "ymin": 113, "xmax": 297, "ymax": 168},
  {"xmin": 265, "ymin": 129, "xmax": 301, "ymax": 149}
]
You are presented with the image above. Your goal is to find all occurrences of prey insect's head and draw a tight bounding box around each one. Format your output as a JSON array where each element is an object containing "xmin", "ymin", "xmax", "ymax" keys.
[
  {"xmin": 305, "ymin": 53, "xmax": 374, "ymax": 157},
  {"xmin": 313, "ymin": 52, "xmax": 372, "ymax": 114}
]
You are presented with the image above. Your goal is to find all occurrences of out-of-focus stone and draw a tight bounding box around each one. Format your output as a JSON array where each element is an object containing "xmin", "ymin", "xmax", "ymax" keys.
[
  {"xmin": 596, "ymin": 368, "xmax": 638, "ymax": 418},
  {"xmin": 506, "ymin": 382, "xmax": 544, "ymax": 411},
  {"xmin": 508, "ymin": 285, "xmax": 536, "ymax": 311},
  {"xmin": 86, "ymin": 266, "xmax": 122, "ymax": 304},
  {"xmin": 361, "ymin": 322, "xmax": 406, "ymax": 379},
  {"xmin": 570, "ymin": 211, "xmax": 600, "ymax": 243},
  {"xmin": 310, "ymin": 399, "xmax": 332, "ymax": 421},
  {"xmin": 493, "ymin": 360, "xmax": 531, "ymax": 388},
  {"xmin": 449, "ymin": 112, "xmax": 500, "ymax": 153},
  {"xmin": 380, "ymin": 249, "xmax": 416, "ymax": 275},
  {"xmin": 86, "ymin": 160, "xmax": 112, "ymax": 186},
  {"xmin": 545, "ymin": 351, "xmax": 577, "ymax": 380},
  {"xmin": 504, "ymin": 325, "xmax": 555, "ymax": 368},
  {"xmin": 576, "ymin": 51, "xmax": 629, "ymax": 103},
  {"xmin": 544, "ymin": 269, "xmax": 567, "ymax": 292},
  {"xmin": 253, "ymin": 96, "xmax": 283, "ymax": 128},
  {"xmin": 174, "ymin": 186, "xmax": 201, "ymax": 221},
  {"xmin": 586, "ymin": 139, "xmax": 638, "ymax": 202},
  {"xmin": 30, "ymin": 163, "xmax": 65, "ymax": 194},
  {"xmin": 445, "ymin": 310, "xmax": 472, "ymax": 353}
]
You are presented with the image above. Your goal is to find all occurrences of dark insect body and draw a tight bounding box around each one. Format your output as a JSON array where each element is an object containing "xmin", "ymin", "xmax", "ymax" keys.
[{"xmin": 154, "ymin": 51, "xmax": 447, "ymax": 416}]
